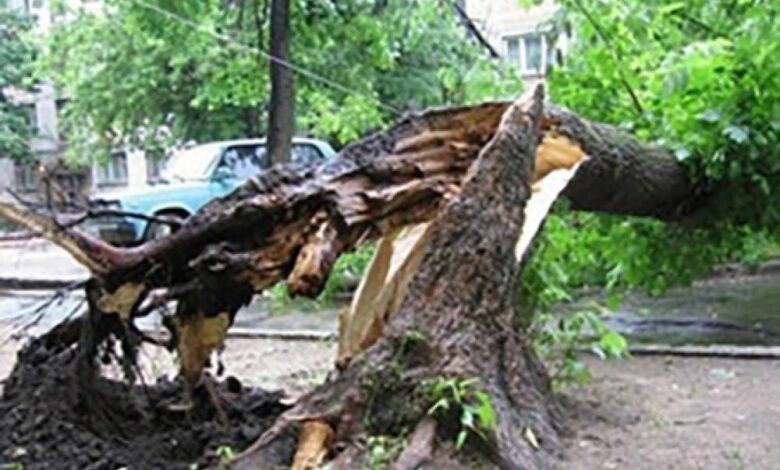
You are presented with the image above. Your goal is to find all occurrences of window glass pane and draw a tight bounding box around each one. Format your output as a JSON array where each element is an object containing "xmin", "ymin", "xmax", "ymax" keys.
[
  {"xmin": 97, "ymin": 165, "xmax": 109, "ymax": 184},
  {"xmin": 291, "ymin": 144, "xmax": 324, "ymax": 165},
  {"xmin": 524, "ymin": 35, "xmax": 542, "ymax": 72},
  {"xmin": 97, "ymin": 152, "xmax": 127, "ymax": 185},
  {"xmin": 505, "ymin": 38, "xmax": 520, "ymax": 65},
  {"xmin": 546, "ymin": 37, "xmax": 558, "ymax": 72},
  {"xmin": 115, "ymin": 153, "xmax": 128, "ymax": 182},
  {"xmin": 15, "ymin": 164, "xmax": 38, "ymax": 191},
  {"xmin": 146, "ymin": 149, "xmax": 164, "ymax": 181},
  {"xmin": 221, "ymin": 146, "xmax": 266, "ymax": 180}
]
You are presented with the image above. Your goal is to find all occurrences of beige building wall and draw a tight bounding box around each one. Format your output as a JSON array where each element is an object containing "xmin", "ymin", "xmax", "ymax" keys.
[
  {"xmin": 4, "ymin": 0, "xmax": 149, "ymax": 199},
  {"xmin": 464, "ymin": 0, "xmax": 570, "ymax": 83}
]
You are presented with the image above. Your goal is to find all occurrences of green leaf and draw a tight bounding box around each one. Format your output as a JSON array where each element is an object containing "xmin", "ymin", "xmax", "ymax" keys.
[
  {"xmin": 428, "ymin": 398, "xmax": 450, "ymax": 415},
  {"xmin": 455, "ymin": 430, "xmax": 468, "ymax": 450},
  {"xmin": 474, "ymin": 391, "xmax": 496, "ymax": 428},
  {"xmin": 599, "ymin": 331, "xmax": 629, "ymax": 358},
  {"xmin": 723, "ymin": 125, "xmax": 749, "ymax": 144}
]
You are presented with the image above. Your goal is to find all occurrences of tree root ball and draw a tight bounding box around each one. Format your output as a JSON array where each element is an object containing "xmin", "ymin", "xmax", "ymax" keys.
[{"xmin": 0, "ymin": 336, "xmax": 289, "ymax": 470}]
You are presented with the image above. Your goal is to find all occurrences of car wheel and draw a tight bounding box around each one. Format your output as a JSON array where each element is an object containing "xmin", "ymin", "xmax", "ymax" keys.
[{"xmin": 143, "ymin": 211, "xmax": 187, "ymax": 242}]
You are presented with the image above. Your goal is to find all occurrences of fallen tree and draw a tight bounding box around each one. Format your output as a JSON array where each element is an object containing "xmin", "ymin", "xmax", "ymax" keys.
[{"xmin": 0, "ymin": 87, "xmax": 700, "ymax": 469}]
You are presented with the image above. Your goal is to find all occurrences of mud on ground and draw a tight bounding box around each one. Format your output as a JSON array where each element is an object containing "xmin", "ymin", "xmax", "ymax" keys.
[
  {"xmin": 2, "ymin": 329, "xmax": 779, "ymax": 469},
  {"xmin": 561, "ymin": 355, "xmax": 780, "ymax": 470},
  {"xmin": 0, "ymin": 336, "xmax": 291, "ymax": 470}
]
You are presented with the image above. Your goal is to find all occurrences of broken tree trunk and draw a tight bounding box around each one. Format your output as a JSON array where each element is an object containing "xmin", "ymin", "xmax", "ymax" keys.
[
  {"xmin": 0, "ymin": 89, "xmax": 701, "ymax": 467},
  {"xmin": 0, "ymin": 101, "xmax": 695, "ymax": 301},
  {"xmin": 232, "ymin": 87, "xmax": 559, "ymax": 470}
]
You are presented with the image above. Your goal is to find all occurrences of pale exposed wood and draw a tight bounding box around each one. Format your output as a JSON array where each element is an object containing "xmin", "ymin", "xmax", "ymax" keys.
[
  {"xmin": 95, "ymin": 282, "xmax": 145, "ymax": 320},
  {"xmin": 516, "ymin": 161, "xmax": 585, "ymax": 261},
  {"xmin": 337, "ymin": 223, "xmax": 433, "ymax": 365},
  {"xmin": 337, "ymin": 231, "xmax": 395, "ymax": 365},
  {"xmin": 174, "ymin": 311, "xmax": 230, "ymax": 385},
  {"xmin": 291, "ymin": 420, "xmax": 334, "ymax": 470},
  {"xmin": 340, "ymin": 142, "xmax": 587, "ymax": 363},
  {"xmin": 534, "ymin": 132, "xmax": 586, "ymax": 182}
]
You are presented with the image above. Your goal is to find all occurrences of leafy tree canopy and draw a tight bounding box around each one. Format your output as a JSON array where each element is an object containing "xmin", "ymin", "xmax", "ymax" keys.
[
  {"xmin": 39, "ymin": 0, "xmax": 780, "ymax": 311},
  {"xmin": 0, "ymin": 0, "xmax": 36, "ymax": 161},
  {"xmin": 39, "ymin": 0, "xmax": 522, "ymax": 162},
  {"xmin": 524, "ymin": 0, "xmax": 780, "ymax": 313}
]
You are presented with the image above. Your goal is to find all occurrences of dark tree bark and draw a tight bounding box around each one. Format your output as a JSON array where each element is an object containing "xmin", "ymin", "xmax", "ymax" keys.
[
  {"xmin": 0, "ymin": 94, "xmax": 704, "ymax": 468},
  {"xmin": 546, "ymin": 105, "xmax": 698, "ymax": 220},
  {"xmin": 267, "ymin": 0, "xmax": 294, "ymax": 165},
  {"xmin": 233, "ymin": 88, "xmax": 559, "ymax": 470},
  {"xmin": 0, "ymin": 97, "xmax": 700, "ymax": 395}
]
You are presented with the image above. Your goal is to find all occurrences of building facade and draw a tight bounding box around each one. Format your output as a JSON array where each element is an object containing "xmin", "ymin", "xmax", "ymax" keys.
[
  {"xmin": 3, "ymin": 0, "xmax": 158, "ymax": 203},
  {"xmin": 463, "ymin": 0, "xmax": 570, "ymax": 84}
]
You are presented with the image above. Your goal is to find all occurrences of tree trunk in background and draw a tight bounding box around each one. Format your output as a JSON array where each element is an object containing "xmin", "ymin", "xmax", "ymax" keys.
[{"xmin": 267, "ymin": 0, "xmax": 294, "ymax": 165}]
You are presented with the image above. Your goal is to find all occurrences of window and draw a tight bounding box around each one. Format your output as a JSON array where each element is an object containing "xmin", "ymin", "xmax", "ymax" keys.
[
  {"xmin": 15, "ymin": 164, "xmax": 39, "ymax": 192},
  {"xmin": 291, "ymin": 144, "xmax": 324, "ymax": 165},
  {"xmin": 145, "ymin": 149, "xmax": 165, "ymax": 182},
  {"xmin": 96, "ymin": 152, "xmax": 128, "ymax": 187},
  {"xmin": 215, "ymin": 143, "xmax": 324, "ymax": 178},
  {"xmin": 218, "ymin": 145, "xmax": 268, "ymax": 179},
  {"xmin": 506, "ymin": 38, "xmax": 520, "ymax": 65},
  {"xmin": 524, "ymin": 34, "xmax": 542, "ymax": 72},
  {"xmin": 503, "ymin": 33, "xmax": 557, "ymax": 76},
  {"xmin": 547, "ymin": 44, "xmax": 559, "ymax": 72}
]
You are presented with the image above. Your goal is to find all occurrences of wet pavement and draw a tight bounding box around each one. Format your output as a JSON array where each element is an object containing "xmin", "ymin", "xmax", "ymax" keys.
[
  {"xmin": 0, "ymin": 240, "xmax": 777, "ymax": 346},
  {"xmin": 605, "ymin": 273, "xmax": 780, "ymax": 346}
]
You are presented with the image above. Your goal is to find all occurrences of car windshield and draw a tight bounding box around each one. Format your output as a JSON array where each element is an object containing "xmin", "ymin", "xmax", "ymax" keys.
[{"xmin": 161, "ymin": 144, "xmax": 222, "ymax": 181}]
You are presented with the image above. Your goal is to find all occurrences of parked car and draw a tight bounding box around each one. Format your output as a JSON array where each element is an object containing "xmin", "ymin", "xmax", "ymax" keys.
[{"xmin": 88, "ymin": 137, "xmax": 336, "ymax": 245}]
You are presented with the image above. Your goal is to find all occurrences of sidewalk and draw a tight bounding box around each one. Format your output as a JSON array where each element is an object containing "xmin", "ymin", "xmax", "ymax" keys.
[{"xmin": 0, "ymin": 239, "xmax": 88, "ymax": 282}]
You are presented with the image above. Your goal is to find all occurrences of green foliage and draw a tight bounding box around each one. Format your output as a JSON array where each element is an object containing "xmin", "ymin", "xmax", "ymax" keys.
[
  {"xmin": 0, "ymin": 463, "xmax": 24, "ymax": 470},
  {"xmin": 522, "ymin": 211, "xmax": 779, "ymax": 312},
  {"xmin": 530, "ymin": 306, "xmax": 628, "ymax": 388},
  {"xmin": 551, "ymin": 0, "xmax": 780, "ymax": 225},
  {"xmin": 0, "ymin": 0, "xmax": 36, "ymax": 161},
  {"xmin": 365, "ymin": 435, "xmax": 406, "ymax": 470},
  {"xmin": 214, "ymin": 445, "xmax": 235, "ymax": 460},
  {"xmin": 319, "ymin": 244, "xmax": 375, "ymax": 302},
  {"xmin": 522, "ymin": 208, "xmax": 777, "ymax": 387},
  {"xmin": 427, "ymin": 377, "xmax": 496, "ymax": 451},
  {"xmin": 517, "ymin": 1, "xmax": 780, "ymax": 333},
  {"xmin": 213, "ymin": 445, "xmax": 235, "ymax": 469},
  {"xmin": 39, "ymin": 0, "xmax": 522, "ymax": 162}
]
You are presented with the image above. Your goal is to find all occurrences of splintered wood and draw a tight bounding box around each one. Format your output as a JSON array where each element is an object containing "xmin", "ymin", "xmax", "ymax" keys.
[
  {"xmin": 337, "ymin": 129, "xmax": 587, "ymax": 364},
  {"xmin": 0, "ymin": 95, "xmax": 695, "ymax": 404}
]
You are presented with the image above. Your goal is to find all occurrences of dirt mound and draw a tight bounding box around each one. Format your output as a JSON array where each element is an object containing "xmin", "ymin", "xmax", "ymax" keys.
[{"xmin": 0, "ymin": 336, "xmax": 289, "ymax": 470}]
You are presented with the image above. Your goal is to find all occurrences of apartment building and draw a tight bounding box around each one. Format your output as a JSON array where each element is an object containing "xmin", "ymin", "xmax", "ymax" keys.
[
  {"xmin": 463, "ymin": 0, "xmax": 571, "ymax": 84},
  {"xmin": 3, "ymin": 0, "xmax": 159, "ymax": 203}
]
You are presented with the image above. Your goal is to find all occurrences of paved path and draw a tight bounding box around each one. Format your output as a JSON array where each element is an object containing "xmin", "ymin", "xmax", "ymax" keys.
[{"xmin": 0, "ymin": 240, "xmax": 88, "ymax": 282}]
